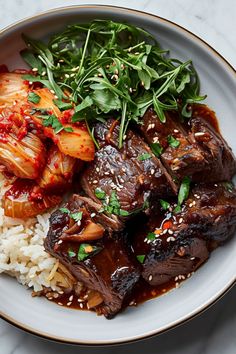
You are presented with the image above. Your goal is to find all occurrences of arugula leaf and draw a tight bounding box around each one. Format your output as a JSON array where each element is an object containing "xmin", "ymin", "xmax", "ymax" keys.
[
  {"xmin": 138, "ymin": 153, "xmax": 151, "ymax": 161},
  {"xmin": 150, "ymin": 142, "xmax": 163, "ymax": 157},
  {"xmin": 160, "ymin": 199, "xmax": 170, "ymax": 210},
  {"xmin": 28, "ymin": 92, "xmax": 41, "ymax": 104},
  {"xmin": 136, "ymin": 255, "xmax": 145, "ymax": 264},
  {"xmin": 21, "ymin": 20, "xmax": 206, "ymax": 147},
  {"xmin": 53, "ymin": 99, "xmax": 73, "ymax": 111},
  {"xmin": 77, "ymin": 243, "xmax": 102, "ymax": 262},
  {"xmin": 167, "ymin": 135, "xmax": 180, "ymax": 148}
]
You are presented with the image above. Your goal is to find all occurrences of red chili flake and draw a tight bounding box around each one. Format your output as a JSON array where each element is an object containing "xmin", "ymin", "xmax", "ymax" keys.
[
  {"xmin": 162, "ymin": 220, "xmax": 173, "ymax": 230},
  {"xmin": 61, "ymin": 109, "xmax": 74, "ymax": 124}
]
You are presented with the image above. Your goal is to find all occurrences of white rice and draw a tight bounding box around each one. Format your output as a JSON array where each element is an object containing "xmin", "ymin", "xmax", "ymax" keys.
[{"xmin": 0, "ymin": 173, "xmax": 62, "ymax": 292}]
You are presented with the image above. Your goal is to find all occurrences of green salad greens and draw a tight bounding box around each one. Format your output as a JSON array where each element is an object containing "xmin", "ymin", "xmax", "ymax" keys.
[{"xmin": 21, "ymin": 19, "xmax": 206, "ymax": 148}]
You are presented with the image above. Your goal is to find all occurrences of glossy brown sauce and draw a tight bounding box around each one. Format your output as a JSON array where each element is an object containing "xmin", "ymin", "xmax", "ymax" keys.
[{"xmin": 48, "ymin": 104, "xmax": 220, "ymax": 313}]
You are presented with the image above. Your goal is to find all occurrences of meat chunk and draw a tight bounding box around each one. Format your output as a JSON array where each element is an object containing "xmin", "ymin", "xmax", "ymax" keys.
[
  {"xmin": 81, "ymin": 119, "xmax": 176, "ymax": 219},
  {"xmin": 139, "ymin": 106, "xmax": 236, "ymax": 182},
  {"xmin": 186, "ymin": 105, "xmax": 236, "ymax": 182},
  {"xmin": 44, "ymin": 195, "xmax": 140, "ymax": 318},
  {"xmin": 132, "ymin": 182, "xmax": 236, "ymax": 286}
]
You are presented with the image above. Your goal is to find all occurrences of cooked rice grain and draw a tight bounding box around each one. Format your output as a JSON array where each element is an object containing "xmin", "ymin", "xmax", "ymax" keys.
[{"xmin": 0, "ymin": 173, "xmax": 63, "ymax": 292}]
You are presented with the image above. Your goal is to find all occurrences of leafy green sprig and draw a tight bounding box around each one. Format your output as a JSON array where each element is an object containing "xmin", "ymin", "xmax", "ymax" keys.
[{"xmin": 21, "ymin": 20, "xmax": 206, "ymax": 148}]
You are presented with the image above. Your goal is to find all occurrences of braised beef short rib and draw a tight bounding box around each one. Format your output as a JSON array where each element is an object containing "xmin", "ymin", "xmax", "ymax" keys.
[
  {"xmin": 132, "ymin": 183, "xmax": 236, "ymax": 286},
  {"xmin": 44, "ymin": 195, "xmax": 140, "ymax": 318},
  {"xmin": 139, "ymin": 105, "xmax": 236, "ymax": 182},
  {"xmin": 81, "ymin": 119, "xmax": 177, "ymax": 216}
]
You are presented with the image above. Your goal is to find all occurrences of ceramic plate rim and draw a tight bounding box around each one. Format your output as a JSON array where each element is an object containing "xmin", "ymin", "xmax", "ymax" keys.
[{"xmin": 0, "ymin": 4, "xmax": 235, "ymax": 346}]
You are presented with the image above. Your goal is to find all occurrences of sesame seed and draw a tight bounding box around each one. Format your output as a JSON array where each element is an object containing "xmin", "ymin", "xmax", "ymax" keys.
[
  {"xmin": 32, "ymin": 68, "xmax": 38, "ymax": 72},
  {"xmin": 168, "ymin": 229, "xmax": 174, "ymax": 235},
  {"xmin": 173, "ymin": 129, "xmax": 179, "ymax": 133},
  {"xmin": 58, "ymin": 302, "xmax": 63, "ymax": 306},
  {"xmin": 69, "ymin": 295, "xmax": 74, "ymax": 302},
  {"xmin": 129, "ymin": 87, "xmax": 133, "ymax": 93},
  {"xmin": 77, "ymin": 298, "xmax": 84, "ymax": 302},
  {"xmin": 190, "ymin": 257, "xmax": 195, "ymax": 260},
  {"xmin": 67, "ymin": 301, "xmax": 72, "ymax": 306},
  {"xmin": 122, "ymin": 167, "xmax": 126, "ymax": 173},
  {"xmin": 54, "ymin": 95, "xmax": 59, "ymax": 99},
  {"xmin": 59, "ymin": 59, "xmax": 64, "ymax": 63},
  {"xmin": 163, "ymin": 229, "xmax": 168, "ymax": 234},
  {"xmin": 123, "ymin": 134, "xmax": 127, "ymax": 140},
  {"xmin": 29, "ymin": 81, "xmax": 33, "ymax": 85},
  {"xmin": 110, "ymin": 169, "xmax": 115, "ymax": 174},
  {"xmin": 48, "ymin": 297, "xmax": 53, "ymax": 300},
  {"xmin": 58, "ymin": 291, "xmax": 64, "ymax": 295},
  {"xmin": 167, "ymin": 236, "xmax": 175, "ymax": 242},
  {"xmin": 42, "ymin": 71, "xmax": 46, "ymax": 76},
  {"xmin": 214, "ymin": 184, "xmax": 218, "ymax": 187},
  {"xmin": 189, "ymin": 203, "xmax": 193, "ymax": 208},
  {"xmin": 179, "ymin": 218, "xmax": 183, "ymax": 223},
  {"xmin": 83, "ymin": 294, "xmax": 88, "ymax": 299},
  {"xmin": 70, "ymin": 73, "xmax": 76, "ymax": 77},
  {"xmin": 80, "ymin": 303, "xmax": 84, "ymax": 309},
  {"xmin": 104, "ymin": 171, "xmax": 109, "ymax": 175},
  {"xmin": 192, "ymin": 201, "xmax": 196, "ymax": 206},
  {"xmin": 90, "ymin": 213, "xmax": 96, "ymax": 218},
  {"xmin": 114, "ymin": 69, "xmax": 119, "ymax": 75},
  {"xmin": 50, "ymin": 89, "xmax": 55, "ymax": 94},
  {"xmin": 194, "ymin": 132, "xmax": 205, "ymax": 137},
  {"xmin": 175, "ymin": 282, "xmax": 180, "ymax": 288},
  {"xmin": 148, "ymin": 275, "xmax": 153, "ymax": 281},
  {"xmin": 153, "ymin": 137, "xmax": 159, "ymax": 143},
  {"xmin": 129, "ymin": 300, "xmax": 135, "ymax": 306},
  {"xmin": 96, "ymin": 167, "xmax": 100, "ymax": 172},
  {"xmin": 71, "ymin": 67, "xmax": 79, "ymax": 72},
  {"xmin": 120, "ymin": 178, "xmax": 125, "ymax": 183},
  {"xmin": 150, "ymin": 169, "xmax": 155, "ymax": 175},
  {"xmin": 53, "ymin": 293, "xmax": 59, "ymax": 299},
  {"xmin": 65, "ymin": 74, "xmax": 70, "ymax": 78},
  {"xmin": 93, "ymin": 180, "xmax": 98, "ymax": 184},
  {"xmin": 175, "ymin": 276, "xmax": 179, "ymax": 281},
  {"xmin": 57, "ymin": 240, "xmax": 63, "ymax": 244}
]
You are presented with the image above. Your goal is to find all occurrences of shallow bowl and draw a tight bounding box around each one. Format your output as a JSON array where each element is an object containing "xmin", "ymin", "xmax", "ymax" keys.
[{"xmin": 0, "ymin": 4, "xmax": 235, "ymax": 345}]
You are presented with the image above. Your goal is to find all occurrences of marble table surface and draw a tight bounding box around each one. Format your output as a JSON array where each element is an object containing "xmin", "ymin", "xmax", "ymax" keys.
[{"xmin": 0, "ymin": 1, "xmax": 235, "ymax": 353}]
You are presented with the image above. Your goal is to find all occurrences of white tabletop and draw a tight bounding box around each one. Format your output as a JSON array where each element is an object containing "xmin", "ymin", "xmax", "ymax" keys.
[{"xmin": 0, "ymin": 1, "xmax": 235, "ymax": 353}]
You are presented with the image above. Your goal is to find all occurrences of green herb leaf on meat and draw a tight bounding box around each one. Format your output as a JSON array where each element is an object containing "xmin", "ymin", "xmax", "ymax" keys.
[
  {"xmin": 77, "ymin": 243, "xmax": 102, "ymax": 262},
  {"xmin": 167, "ymin": 135, "xmax": 180, "ymax": 148},
  {"xmin": 136, "ymin": 255, "xmax": 145, "ymax": 264},
  {"xmin": 138, "ymin": 153, "xmax": 151, "ymax": 161},
  {"xmin": 150, "ymin": 142, "xmax": 163, "ymax": 157},
  {"xmin": 159, "ymin": 199, "xmax": 170, "ymax": 210}
]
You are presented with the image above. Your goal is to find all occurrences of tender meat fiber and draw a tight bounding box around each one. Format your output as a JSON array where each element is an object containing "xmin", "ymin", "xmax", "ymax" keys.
[
  {"xmin": 81, "ymin": 119, "xmax": 177, "ymax": 217},
  {"xmin": 186, "ymin": 105, "xmax": 236, "ymax": 182},
  {"xmin": 139, "ymin": 106, "xmax": 236, "ymax": 182},
  {"xmin": 44, "ymin": 195, "xmax": 140, "ymax": 318},
  {"xmin": 132, "ymin": 183, "xmax": 236, "ymax": 286}
]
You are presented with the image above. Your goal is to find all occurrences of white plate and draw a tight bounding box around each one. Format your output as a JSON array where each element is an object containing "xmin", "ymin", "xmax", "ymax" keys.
[{"xmin": 0, "ymin": 5, "xmax": 235, "ymax": 345}]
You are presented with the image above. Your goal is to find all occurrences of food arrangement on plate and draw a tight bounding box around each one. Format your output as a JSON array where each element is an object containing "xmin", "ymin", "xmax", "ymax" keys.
[{"xmin": 0, "ymin": 20, "xmax": 236, "ymax": 319}]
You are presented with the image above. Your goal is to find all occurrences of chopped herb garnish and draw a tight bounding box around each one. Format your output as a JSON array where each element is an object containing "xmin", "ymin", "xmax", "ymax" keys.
[
  {"xmin": 136, "ymin": 255, "xmax": 145, "ymax": 264},
  {"xmin": 119, "ymin": 209, "xmax": 130, "ymax": 216},
  {"xmin": 95, "ymin": 188, "xmax": 106, "ymax": 200},
  {"xmin": 147, "ymin": 232, "xmax": 156, "ymax": 241},
  {"xmin": 70, "ymin": 211, "xmax": 83, "ymax": 223},
  {"xmin": 222, "ymin": 182, "xmax": 234, "ymax": 193},
  {"xmin": 178, "ymin": 176, "xmax": 191, "ymax": 205},
  {"xmin": 60, "ymin": 207, "xmax": 83, "ymax": 223},
  {"xmin": 28, "ymin": 92, "xmax": 41, "ymax": 104},
  {"xmin": 21, "ymin": 20, "xmax": 206, "ymax": 148},
  {"xmin": 138, "ymin": 153, "xmax": 152, "ymax": 161},
  {"xmin": 59, "ymin": 207, "xmax": 70, "ymax": 214},
  {"xmin": 160, "ymin": 199, "xmax": 170, "ymax": 210},
  {"xmin": 167, "ymin": 135, "xmax": 180, "ymax": 148},
  {"xmin": 77, "ymin": 243, "xmax": 102, "ymax": 262},
  {"xmin": 53, "ymin": 99, "xmax": 73, "ymax": 111},
  {"xmin": 150, "ymin": 142, "xmax": 163, "ymax": 157},
  {"xmin": 68, "ymin": 248, "xmax": 76, "ymax": 258}
]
